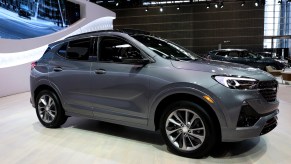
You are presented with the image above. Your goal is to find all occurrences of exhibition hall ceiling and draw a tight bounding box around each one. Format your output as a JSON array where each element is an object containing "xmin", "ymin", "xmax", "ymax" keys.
[{"xmin": 90, "ymin": 0, "xmax": 276, "ymax": 8}]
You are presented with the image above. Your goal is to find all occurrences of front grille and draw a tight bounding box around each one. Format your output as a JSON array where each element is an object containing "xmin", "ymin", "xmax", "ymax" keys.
[{"xmin": 258, "ymin": 80, "xmax": 278, "ymax": 102}]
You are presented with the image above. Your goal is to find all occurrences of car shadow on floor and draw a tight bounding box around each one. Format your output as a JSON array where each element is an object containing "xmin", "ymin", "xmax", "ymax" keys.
[
  {"xmin": 46, "ymin": 117, "xmax": 266, "ymax": 159},
  {"xmin": 210, "ymin": 137, "xmax": 266, "ymax": 158},
  {"xmin": 62, "ymin": 117, "xmax": 165, "ymax": 146}
]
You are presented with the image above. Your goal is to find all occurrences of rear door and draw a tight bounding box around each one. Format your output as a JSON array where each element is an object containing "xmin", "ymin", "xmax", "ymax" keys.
[{"xmin": 49, "ymin": 38, "xmax": 95, "ymax": 117}]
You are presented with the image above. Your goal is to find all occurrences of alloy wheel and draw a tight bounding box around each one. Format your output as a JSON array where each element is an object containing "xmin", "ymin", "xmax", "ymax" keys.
[
  {"xmin": 165, "ymin": 109, "xmax": 206, "ymax": 151},
  {"xmin": 37, "ymin": 95, "xmax": 57, "ymax": 123}
]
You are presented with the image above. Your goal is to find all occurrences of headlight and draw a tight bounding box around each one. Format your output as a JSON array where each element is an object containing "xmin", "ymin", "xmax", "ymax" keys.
[{"xmin": 213, "ymin": 76, "xmax": 258, "ymax": 90}]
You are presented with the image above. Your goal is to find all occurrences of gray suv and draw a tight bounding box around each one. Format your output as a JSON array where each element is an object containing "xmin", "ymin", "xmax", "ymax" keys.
[{"xmin": 30, "ymin": 30, "xmax": 279, "ymax": 158}]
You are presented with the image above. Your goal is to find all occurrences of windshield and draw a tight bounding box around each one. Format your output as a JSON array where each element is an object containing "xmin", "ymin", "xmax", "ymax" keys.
[
  {"xmin": 248, "ymin": 52, "xmax": 258, "ymax": 58},
  {"xmin": 132, "ymin": 35, "xmax": 199, "ymax": 61}
]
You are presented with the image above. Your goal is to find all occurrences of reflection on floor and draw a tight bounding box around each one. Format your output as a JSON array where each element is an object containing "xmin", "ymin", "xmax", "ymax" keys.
[{"xmin": 0, "ymin": 85, "xmax": 291, "ymax": 163}]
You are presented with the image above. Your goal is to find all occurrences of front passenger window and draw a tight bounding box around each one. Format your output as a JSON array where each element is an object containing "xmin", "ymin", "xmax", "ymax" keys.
[
  {"xmin": 216, "ymin": 52, "xmax": 228, "ymax": 57},
  {"xmin": 229, "ymin": 52, "xmax": 239, "ymax": 58},
  {"xmin": 99, "ymin": 37, "xmax": 143, "ymax": 63}
]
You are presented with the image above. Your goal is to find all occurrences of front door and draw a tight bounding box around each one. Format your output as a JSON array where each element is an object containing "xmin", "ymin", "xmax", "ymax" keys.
[{"xmin": 90, "ymin": 36, "xmax": 150, "ymax": 125}]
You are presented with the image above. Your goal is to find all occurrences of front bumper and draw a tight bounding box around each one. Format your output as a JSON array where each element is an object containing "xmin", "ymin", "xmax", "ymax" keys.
[
  {"xmin": 208, "ymin": 78, "xmax": 279, "ymax": 142},
  {"xmin": 221, "ymin": 109, "xmax": 278, "ymax": 142}
]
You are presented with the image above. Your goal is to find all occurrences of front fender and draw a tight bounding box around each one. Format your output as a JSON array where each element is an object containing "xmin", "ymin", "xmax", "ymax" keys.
[{"xmin": 147, "ymin": 85, "xmax": 227, "ymax": 131}]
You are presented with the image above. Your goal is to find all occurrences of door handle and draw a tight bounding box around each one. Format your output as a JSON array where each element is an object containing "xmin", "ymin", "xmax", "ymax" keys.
[
  {"xmin": 95, "ymin": 69, "xmax": 106, "ymax": 74},
  {"xmin": 53, "ymin": 67, "xmax": 63, "ymax": 72}
]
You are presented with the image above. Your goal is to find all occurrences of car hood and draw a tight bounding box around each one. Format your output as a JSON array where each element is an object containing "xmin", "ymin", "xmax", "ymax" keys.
[
  {"xmin": 171, "ymin": 59, "xmax": 273, "ymax": 77},
  {"xmin": 260, "ymin": 57, "xmax": 286, "ymax": 63},
  {"xmin": 258, "ymin": 57, "xmax": 276, "ymax": 62}
]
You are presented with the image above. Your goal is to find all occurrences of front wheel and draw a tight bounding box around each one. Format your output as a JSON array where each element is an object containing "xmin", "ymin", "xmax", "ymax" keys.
[
  {"xmin": 36, "ymin": 90, "xmax": 67, "ymax": 128},
  {"xmin": 160, "ymin": 101, "xmax": 217, "ymax": 158}
]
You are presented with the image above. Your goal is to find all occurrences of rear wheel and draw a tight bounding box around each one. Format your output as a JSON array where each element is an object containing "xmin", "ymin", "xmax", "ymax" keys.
[
  {"xmin": 160, "ymin": 101, "xmax": 217, "ymax": 158},
  {"xmin": 36, "ymin": 90, "xmax": 67, "ymax": 128}
]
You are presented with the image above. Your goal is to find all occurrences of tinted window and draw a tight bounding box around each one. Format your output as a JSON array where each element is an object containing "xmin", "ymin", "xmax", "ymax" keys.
[
  {"xmin": 216, "ymin": 52, "xmax": 228, "ymax": 57},
  {"xmin": 99, "ymin": 37, "xmax": 143, "ymax": 63},
  {"xmin": 58, "ymin": 43, "xmax": 68, "ymax": 58},
  {"xmin": 67, "ymin": 38, "xmax": 91, "ymax": 60},
  {"xmin": 228, "ymin": 51, "xmax": 239, "ymax": 57},
  {"xmin": 246, "ymin": 52, "xmax": 257, "ymax": 58}
]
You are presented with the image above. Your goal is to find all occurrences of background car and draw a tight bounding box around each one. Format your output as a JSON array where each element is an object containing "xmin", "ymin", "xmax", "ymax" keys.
[
  {"xmin": 208, "ymin": 49, "xmax": 286, "ymax": 70},
  {"xmin": 257, "ymin": 51, "xmax": 289, "ymax": 68}
]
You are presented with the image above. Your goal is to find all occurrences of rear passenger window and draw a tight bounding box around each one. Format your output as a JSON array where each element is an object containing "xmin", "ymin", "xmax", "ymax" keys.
[
  {"xmin": 67, "ymin": 38, "xmax": 91, "ymax": 61},
  {"xmin": 58, "ymin": 43, "xmax": 68, "ymax": 58}
]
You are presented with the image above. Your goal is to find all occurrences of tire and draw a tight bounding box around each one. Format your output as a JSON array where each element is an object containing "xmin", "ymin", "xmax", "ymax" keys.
[
  {"xmin": 160, "ymin": 101, "xmax": 217, "ymax": 158},
  {"xmin": 35, "ymin": 90, "xmax": 67, "ymax": 128}
]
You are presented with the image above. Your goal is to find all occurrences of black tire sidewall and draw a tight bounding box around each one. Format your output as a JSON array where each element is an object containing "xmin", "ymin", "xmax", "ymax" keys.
[
  {"xmin": 160, "ymin": 101, "xmax": 217, "ymax": 158},
  {"xmin": 35, "ymin": 90, "xmax": 66, "ymax": 128}
]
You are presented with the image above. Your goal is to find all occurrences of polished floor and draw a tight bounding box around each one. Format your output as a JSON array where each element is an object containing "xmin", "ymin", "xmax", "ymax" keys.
[{"xmin": 0, "ymin": 85, "xmax": 291, "ymax": 164}]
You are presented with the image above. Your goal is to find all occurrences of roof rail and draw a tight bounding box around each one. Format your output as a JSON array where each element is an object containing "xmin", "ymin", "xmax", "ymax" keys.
[
  {"xmin": 119, "ymin": 28, "xmax": 150, "ymax": 35},
  {"xmin": 65, "ymin": 29, "xmax": 151, "ymax": 40},
  {"xmin": 65, "ymin": 30, "xmax": 117, "ymax": 39}
]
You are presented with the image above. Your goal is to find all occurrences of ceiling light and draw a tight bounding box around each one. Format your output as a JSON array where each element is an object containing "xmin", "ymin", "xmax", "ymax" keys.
[
  {"xmin": 255, "ymin": 0, "xmax": 259, "ymax": 7},
  {"xmin": 207, "ymin": 3, "xmax": 210, "ymax": 9},
  {"xmin": 116, "ymin": 2, "xmax": 119, "ymax": 6},
  {"xmin": 215, "ymin": 3, "xmax": 218, "ymax": 8},
  {"xmin": 160, "ymin": 6, "xmax": 163, "ymax": 12},
  {"xmin": 241, "ymin": 1, "xmax": 245, "ymax": 6},
  {"xmin": 177, "ymin": 5, "xmax": 180, "ymax": 10},
  {"xmin": 220, "ymin": 2, "xmax": 224, "ymax": 8},
  {"xmin": 145, "ymin": 6, "xmax": 149, "ymax": 12}
]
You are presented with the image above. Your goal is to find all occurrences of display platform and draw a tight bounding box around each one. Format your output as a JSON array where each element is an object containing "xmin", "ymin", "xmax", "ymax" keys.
[{"xmin": 0, "ymin": 84, "xmax": 290, "ymax": 163}]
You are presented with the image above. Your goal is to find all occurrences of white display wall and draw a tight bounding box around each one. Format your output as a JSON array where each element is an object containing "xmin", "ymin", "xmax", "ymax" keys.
[{"xmin": 0, "ymin": 0, "xmax": 115, "ymax": 97}]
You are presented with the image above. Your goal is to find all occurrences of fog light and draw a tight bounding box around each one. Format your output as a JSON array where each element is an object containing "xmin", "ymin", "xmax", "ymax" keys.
[{"xmin": 237, "ymin": 104, "xmax": 260, "ymax": 127}]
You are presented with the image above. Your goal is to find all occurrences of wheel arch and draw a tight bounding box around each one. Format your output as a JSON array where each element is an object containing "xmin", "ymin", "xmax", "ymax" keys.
[
  {"xmin": 33, "ymin": 84, "xmax": 61, "ymax": 106},
  {"xmin": 149, "ymin": 90, "xmax": 226, "ymax": 141}
]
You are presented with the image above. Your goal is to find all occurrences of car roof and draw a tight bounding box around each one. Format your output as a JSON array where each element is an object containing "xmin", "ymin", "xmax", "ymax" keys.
[
  {"xmin": 212, "ymin": 49, "xmax": 248, "ymax": 52},
  {"xmin": 257, "ymin": 52, "xmax": 271, "ymax": 54},
  {"xmin": 66, "ymin": 29, "xmax": 150, "ymax": 39},
  {"xmin": 49, "ymin": 29, "xmax": 151, "ymax": 48}
]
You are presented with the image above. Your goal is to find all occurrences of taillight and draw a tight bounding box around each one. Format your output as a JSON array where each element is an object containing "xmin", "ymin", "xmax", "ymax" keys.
[{"xmin": 31, "ymin": 62, "xmax": 37, "ymax": 70}]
